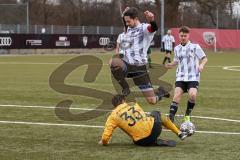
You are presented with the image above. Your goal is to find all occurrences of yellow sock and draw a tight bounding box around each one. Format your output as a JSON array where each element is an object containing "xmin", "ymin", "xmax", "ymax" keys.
[{"xmin": 161, "ymin": 114, "xmax": 180, "ymax": 135}]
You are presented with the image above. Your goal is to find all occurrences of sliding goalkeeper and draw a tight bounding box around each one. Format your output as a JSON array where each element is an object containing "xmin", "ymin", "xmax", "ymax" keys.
[{"xmin": 99, "ymin": 95, "xmax": 189, "ymax": 147}]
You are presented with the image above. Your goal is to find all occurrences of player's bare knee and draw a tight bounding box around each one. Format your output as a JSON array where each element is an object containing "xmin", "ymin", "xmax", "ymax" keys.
[
  {"xmin": 109, "ymin": 58, "xmax": 123, "ymax": 68},
  {"xmin": 109, "ymin": 58, "xmax": 117, "ymax": 67},
  {"xmin": 189, "ymin": 94, "xmax": 197, "ymax": 102},
  {"xmin": 173, "ymin": 95, "xmax": 181, "ymax": 103}
]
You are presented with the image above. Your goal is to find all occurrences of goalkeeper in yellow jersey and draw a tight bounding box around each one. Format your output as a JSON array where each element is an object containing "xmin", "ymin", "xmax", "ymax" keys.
[{"xmin": 99, "ymin": 95, "xmax": 189, "ymax": 147}]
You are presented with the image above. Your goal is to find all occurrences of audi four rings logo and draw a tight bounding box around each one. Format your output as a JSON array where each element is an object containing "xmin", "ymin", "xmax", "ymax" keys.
[
  {"xmin": 0, "ymin": 37, "xmax": 12, "ymax": 46},
  {"xmin": 99, "ymin": 37, "xmax": 110, "ymax": 46}
]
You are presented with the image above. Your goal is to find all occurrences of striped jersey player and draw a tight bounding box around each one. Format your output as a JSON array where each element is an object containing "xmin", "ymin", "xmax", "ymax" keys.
[
  {"xmin": 122, "ymin": 23, "xmax": 155, "ymax": 65},
  {"xmin": 174, "ymin": 41, "xmax": 205, "ymax": 82},
  {"xmin": 116, "ymin": 31, "xmax": 131, "ymax": 57},
  {"xmin": 165, "ymin": 26, "xmax": 208, "ymax": 123},
  {"xmin": 110, "ymin": 7, "xmax": 170, "ymax": 105},
  {"xmin": 161, "ymin": 30, "xmax": 175, "ymax": 64}
]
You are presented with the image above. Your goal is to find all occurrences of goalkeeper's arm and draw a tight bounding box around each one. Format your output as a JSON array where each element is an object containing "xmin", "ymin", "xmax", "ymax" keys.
[{"xmin": 99, "ymin": 115, "xmax": 117, "ymax": 146}]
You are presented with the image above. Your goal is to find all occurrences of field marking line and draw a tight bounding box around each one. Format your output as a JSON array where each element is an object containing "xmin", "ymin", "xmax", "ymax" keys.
[
  {"xmin": 0, "ymin": 62, "xmax": 62, "ymax": 65},
  {"xmin": 0, "ymin": 104, "xmax": 240, "ymax": 123},
  {"xmin": 206, "ymin": 66, "xmax": 224, "ymax": 68},
  {"xmin": 0, "ymin": 62, "xmax": 230, "ymax": 68},
  {"xmin": 0, "ymin": 104, "xmax": 112, "ymax": 112},
  {"xmin": 0, "ymin": 62, "xmax": 107, "ymax": 65},
  {"xmin": 190, "ymin": 115, "xmax": 240, "ymax": 123},
  {"xmin": 223, "ymin": 66, "xmax": 240, "ymax": 72},
  {"xmin": 0, "ymin": 120, "xmax": 239, "ymax": 135},
  {"xmin": 0, "ymin": 120, "xmax": 103, "ymax": 128},
  {"xmin": 194, "ymin": 130, "xmax": 240, "ymax": 135}
]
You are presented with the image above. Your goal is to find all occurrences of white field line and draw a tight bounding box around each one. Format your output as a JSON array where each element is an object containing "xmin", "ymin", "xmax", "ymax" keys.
[
  {"xmin": 223, "ymin": 66, "xmax": 240, "ymax": 72},
  {"xmin": 0, "ymin": 120, "xmax": 239, "ymax": 135},
  {"xmin": 0, "ymin": 62, "xmax": 61, "ymax": 65},
  {"xmin": 0, "ymin": 104, "xmax": 112, "ymax": 112},
  {"xmin": 190, "ymin": 115, "xmax": 240, "ymax": 123},
  {"xmin": 0, "ymin": 62, "xmax": 108, "ymax": 65},
  {"xmin": 1, "ymin": 62, "xmax": 239, "ymax": 72},
  {"xmin": 0, "ymin": 104, "xmax": 240, "ymax": 123},
  {"xmin": 1, "ymin": 61, "xmax": 239, "ymax": 73},
  {"xmin": 206, "ymin": 66, "xmax": 224, "ymax": 68},
  {"xmin": 0, "ymin": 62, "xmax": 229, "ymax": 68},
  {"xmin": 0, "ymin": 61, "xmax": 239, "ymax": 72},
  {"xmin": 0, "ymin": 120, "xmax": 103, "ymax": 128}
]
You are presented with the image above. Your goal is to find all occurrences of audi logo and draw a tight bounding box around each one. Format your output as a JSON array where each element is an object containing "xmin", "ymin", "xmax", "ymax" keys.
[
  {"xmin": 99, "ymin": 37, "xmax": 110, "ymax": 46},
  {"xmin": 0, "ymin": 37, "xmax": 12, "ymax": 46}
]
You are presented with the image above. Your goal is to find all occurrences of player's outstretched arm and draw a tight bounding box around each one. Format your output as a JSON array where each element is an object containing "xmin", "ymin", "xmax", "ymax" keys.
[
  {"xmin": 198, "ymin": 57, "xmax": 208, "ymax": 72},
  {"xmin": 99, "ymin": 115, "xmax": 117, "ymax": 146},
  {"xmin": 165, "ymin": 61, "xmax": 178, "ymax": 69},
  {"xmin": 144, "ymin": 10, "xmax": 155, "ymax": 22},
  {"xmin": 144, "ymin": 10, "xmax": 158, "ymax": 32}
]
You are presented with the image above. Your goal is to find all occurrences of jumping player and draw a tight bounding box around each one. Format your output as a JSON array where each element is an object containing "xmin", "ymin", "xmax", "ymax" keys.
[{"xmin": 110, "ymin": 7, "xmax": 169, "ymax": 105}]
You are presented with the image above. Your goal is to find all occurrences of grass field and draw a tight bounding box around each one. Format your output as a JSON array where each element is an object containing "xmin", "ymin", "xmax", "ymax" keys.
[{"xmin": 0, "ymin": 50, "xmax": 239, "ymax": 160}]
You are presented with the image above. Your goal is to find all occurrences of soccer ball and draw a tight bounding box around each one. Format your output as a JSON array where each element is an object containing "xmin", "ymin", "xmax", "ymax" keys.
[{"xmin": 180, "ymin": 121, "xmax": 196, "ymax": 136}]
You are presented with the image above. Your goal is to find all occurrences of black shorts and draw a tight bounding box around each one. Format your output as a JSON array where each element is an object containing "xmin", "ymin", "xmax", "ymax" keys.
[
  {"xmin": 165, "ymin": 50, "xmax": 172, "ymax": 54},
  {"xmin": 134, "ymin": 111, "xmax": 162, "ymax": 146},
  {"xmin": 123, "ymin": 61, "xmax": 153, "ymax": 92},
  {"xmin": 175, "ymin": 81, "xmax": 199, "ymax": 93}
]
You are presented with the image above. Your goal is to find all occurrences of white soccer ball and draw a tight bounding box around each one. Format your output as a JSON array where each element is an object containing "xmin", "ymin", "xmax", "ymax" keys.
[{"xmin": 180, "ymin": 121, "xmax": 196, "ymax": 136}]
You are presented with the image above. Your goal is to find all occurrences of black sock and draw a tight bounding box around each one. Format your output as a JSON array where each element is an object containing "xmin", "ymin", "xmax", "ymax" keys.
[
  {"xmin": 169, "ymin": 101, "xmax": 178, "ymax": 116},
  {"xmin": 168, "ymin": 57, "xmax": 171, "ymax": 63},
  {"xmin": 163, "ymin": 57, "xmax": 167, "ymax": 64},
  {"xmin": 185, "ymin": 100, "xmax": 195, "ymax": 116},
  {"xmin": 111, "ymin": 66, "xmax": 129, "ymax": 90}
]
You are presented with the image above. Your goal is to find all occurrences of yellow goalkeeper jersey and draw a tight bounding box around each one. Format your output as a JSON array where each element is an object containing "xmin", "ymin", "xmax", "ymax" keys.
[{"xmin": 101, "ymin": 102, "xmax": 154, "ymax": 145}]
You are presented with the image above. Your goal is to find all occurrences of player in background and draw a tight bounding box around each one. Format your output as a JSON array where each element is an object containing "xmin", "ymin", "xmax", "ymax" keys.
[
  {"xmin": 99, "ymin": 95, "xmax": 189, "ymax": 147},
  {"xmin": 109, "ymin": 7, "xmax": 169, "ymax": 105},
  {"xmin": 116, "ymin": 28, "xmax": 130, "ymax": 58},
  {"xmin": 161, "ymin": 30, "xmax": 175, "ymax": 64},
  {"xmin": 165, "ymin": 26, "xmax": 208, "ymax": 122}
]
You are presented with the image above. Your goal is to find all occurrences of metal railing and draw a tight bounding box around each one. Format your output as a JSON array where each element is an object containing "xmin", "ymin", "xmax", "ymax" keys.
[{"xmin": 0, "ymin": 24, "xmax": 126, "ymax": 35}]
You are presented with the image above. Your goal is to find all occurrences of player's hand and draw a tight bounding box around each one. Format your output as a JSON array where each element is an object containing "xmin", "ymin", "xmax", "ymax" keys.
[
  {"xmin": 165, "ymin": 63, "xmax": 172, "ymax": 69},
  {"xmin": 98, "ymin": 140, "xmax": 103, "ymax": 145},
  {"xmin": 99, "ymin": 140, "xmax": 108, "ymax": 146},
  {"xmin": 144, "ymin": 10, "xmax": 155, "ymax": 22},
  {"xmin": 198, "ymin": 64, "xmax": 204, "ymax": 72},
  {"xmin": 123, "ymin": 7, "xmax": 130, "ymax": 14}
]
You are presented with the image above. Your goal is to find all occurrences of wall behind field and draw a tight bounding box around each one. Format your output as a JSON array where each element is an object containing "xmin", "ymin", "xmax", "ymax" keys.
[
  {"xmin": 172, "ymin": 28, "xmax": 240, "ymax": 49},
  {"xmin": 0, "ymin": 34, "xmax": 161, "ymax": 50}
]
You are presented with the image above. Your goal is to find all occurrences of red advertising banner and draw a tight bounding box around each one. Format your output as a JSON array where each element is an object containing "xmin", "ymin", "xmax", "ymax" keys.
[{"xmin": 171, "ymin": 28, "xmax": 240, "ymax": 49}]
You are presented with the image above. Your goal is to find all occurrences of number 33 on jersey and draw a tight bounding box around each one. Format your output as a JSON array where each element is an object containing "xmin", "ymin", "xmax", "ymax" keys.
[{"xmin": 101, "ymin": 102, "xmax": 155, "ymax": 144}]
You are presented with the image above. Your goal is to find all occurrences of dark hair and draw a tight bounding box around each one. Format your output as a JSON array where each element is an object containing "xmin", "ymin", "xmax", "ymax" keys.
[
  {"xmin": 112, "ymin": 95, "xmax": 126, "ymax": 107},
  {"xmin": 179, "ymin": 26, "xmax": 190, "ymax": 33},
  {"xmin": 123, "ymin": 7, "xmax": 138, "ymax": 19}
]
